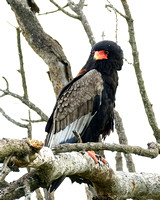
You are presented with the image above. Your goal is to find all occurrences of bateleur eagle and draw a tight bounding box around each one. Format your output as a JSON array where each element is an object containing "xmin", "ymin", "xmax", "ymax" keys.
[{"xmin": 45, "ymin": 40, "xmax": 123, "ymax": 191}]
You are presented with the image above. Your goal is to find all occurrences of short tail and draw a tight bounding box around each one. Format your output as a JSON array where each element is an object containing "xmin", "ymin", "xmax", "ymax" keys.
[{"xmin": 48, "ymin": 176, "xmax": 66, "ymax": 192}]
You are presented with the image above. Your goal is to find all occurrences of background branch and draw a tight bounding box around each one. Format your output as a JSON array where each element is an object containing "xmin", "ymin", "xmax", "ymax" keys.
[
  {"xmin": 0, "ymin": 88, "xmax": 48, "ymax": 121},
  {"xmin": 0, "ymin": 107, "xmax": 29, "ymax": 129},
  {"xmin": 67, "ymin": 0, "xmax": 96, "ymax": 46},
  {"xmin": 114, "ymin": 110, "xmax": 136, "ymax": 172},
  {"xmin": 16, "ymin": 27, "xmax": 29, "ymax": 100},
  {"xmin": 50, "ymin": 0, "xmax": 79, "ymax": 19},
  {"xmin": 121, "ymin": 0, "xmax": 160, "ymax": 143}
]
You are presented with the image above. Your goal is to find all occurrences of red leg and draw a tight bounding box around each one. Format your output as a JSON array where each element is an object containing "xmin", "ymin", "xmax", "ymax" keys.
[
  {"xmin": 87, "ymin": 151, "xmax": 98, "ymax": 164},
  {"xmin": 87, "ymin": 151, "xmax": 108, "ymax": 165}
]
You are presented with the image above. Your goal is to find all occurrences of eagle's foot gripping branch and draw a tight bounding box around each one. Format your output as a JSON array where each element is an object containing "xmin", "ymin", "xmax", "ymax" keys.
[{"xmin": 87, "ymin": 151, "xmax": 109, "ymax": 167}]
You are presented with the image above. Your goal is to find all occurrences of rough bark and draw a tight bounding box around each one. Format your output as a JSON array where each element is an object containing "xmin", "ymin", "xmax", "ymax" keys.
[
  {"xmin": 52, "ymin": 142, "xmax": 160, "ymax": 158},
  {"xmin": 0, "ymin": 138, "xmax": 43, "ymax": 163},
  {"xmin": 0, "ymin": 142, "xmax": 160, "ymax": 200},
  {"xmin": 6, "ymin": 0, "xmax": 73, "ymax": 97}
]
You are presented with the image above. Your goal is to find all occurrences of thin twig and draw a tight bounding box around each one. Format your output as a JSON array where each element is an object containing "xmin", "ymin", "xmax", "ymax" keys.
[
  {"xmin": 105, "ymin": 4, "xmax": 128, "ymax": 19},
  {"xmin": 0, "ymin": 77, "xmax": 9, "ymax": 97},
  {"xmin": 73, "ymin": 130, "xmax": 82, "ymax": 143},
  {"xmin": 39, "ymin": 4, "xmax": 68, "ymax": 16},
  {"xmin": 21, "ymin": 118, "xmax": 44, "ymax": 123},
  {"xmin": 106, "ymin": 0, "xmax": 118, "ymax": 43},
  {"xmin": 124, "ymin": 57, "xmax": 133, "ymax": 65},
  {"xmin": 50, "ymin": 0, "xmax": 79, "ymax": 19},
  {"xmin": 0, "ymin": 107, "xmax": 29, "ymax": 128},
  {"xmin": 16, "ymin": 27, "xmax": 29, "ymax": 100},
  {"xmin": 0, "ymin": 88, "xmax": 48, "ymax": 121}
]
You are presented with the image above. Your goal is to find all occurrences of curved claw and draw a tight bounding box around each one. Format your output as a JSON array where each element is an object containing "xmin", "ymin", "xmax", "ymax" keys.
[
  {"xmin": 87, "ymin": 151, "xmax": 98, "ymax": 164},
  {"xmin": 87, "ymin": 151, "xmax": 109, "ymax": 165}
]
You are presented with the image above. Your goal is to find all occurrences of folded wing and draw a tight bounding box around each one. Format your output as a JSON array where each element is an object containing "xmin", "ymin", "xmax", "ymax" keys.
[{"xmin": 45, "ymin": 69, "xmax": 104, "ymax": 148}]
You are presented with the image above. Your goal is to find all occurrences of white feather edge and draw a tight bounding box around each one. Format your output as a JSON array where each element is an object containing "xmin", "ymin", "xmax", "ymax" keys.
[{"xmin": 48, "ymin": 113, "xmax": 93, "ymax": 148}]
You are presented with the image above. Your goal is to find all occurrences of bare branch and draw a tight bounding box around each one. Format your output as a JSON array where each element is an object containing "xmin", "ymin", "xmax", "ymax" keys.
[
  {"xmin": 35, "ymin": 189, "xmax": 44, "ymax": 200},
  {"xmin": 0, "ymin": 156, "xmax": 11, "ymax": 182},
  {"xmin": 105, "ymin": 3, "xmax": 127, "ymax": 19},
  {"xmin": 78, "ymin": 0, "xmax": 86, "ymax": 9},
  {"xmin": 21, "ymin": 118, "xmax": 44, "ymax": 123},
  {"xmin": 39, "ymin": 3, "xmax": 68, "ymax": 16},
  {"xmin": 0, "ymin": 107, "xmax": 29, "ymax": 129},
  {"xmin": 49, "ymin": 0, "xmax": 79, "ymax": 19},
  {"xmin": 124, "ymin": 57, "xmax": 133, "ymax": 65},
  {"xmin": 16, "ymin": 27, "xmax": 29, "ymax": 100},
  {"xmin": 0, "ymin": 77, "xmax": 9, "ymax": 97},
  {"xmin": 115, "ymin": 152, "xmax": 123, "ymax": 171},
  {"xmin": 52, "ymin": 141, "xmax": 160, "ymax": 158},
  {"xmin": 106, "ymin": 0, "xmax": 118, "ymax": 43},
  {"xmin": 121, "ymin": 0, "xmax": 160, "ymax": 143},
  {"xmin": 114, "ymin": 110, "xmax": 136, "ymax": 172},
  {"xmin": 0, "ymin": 88, "xmax": 48, "ymax": 121},
  {"xmin": 27, "ymin": 110, "xmax": 32, "ymax": 139},
  {"xmin": 24, "ymin": 178, "xmax": 31, "ymax": 200},
  {"xmin": 67, "ymin": 0, "xmax": 96, "ymax": 46}
]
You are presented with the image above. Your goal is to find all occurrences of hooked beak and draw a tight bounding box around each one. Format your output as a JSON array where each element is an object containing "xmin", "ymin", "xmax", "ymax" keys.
[{"xmin": 94, "ymin": 50, "xmax": 108, "ymax": 60}]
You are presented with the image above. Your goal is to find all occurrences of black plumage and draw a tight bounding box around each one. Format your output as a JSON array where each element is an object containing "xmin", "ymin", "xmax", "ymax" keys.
[{"xmin": 45, "ymin": 40, "xmax": 123, "ymax": 191}]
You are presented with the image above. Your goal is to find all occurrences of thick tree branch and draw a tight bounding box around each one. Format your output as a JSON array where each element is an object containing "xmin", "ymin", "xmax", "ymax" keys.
[
  {"xmin": 121, "ymin": 0, "xmax": 160, "ymax": 143},
  {"xmin": 0, "ymin": 144, "xmax": 160, "ymax": 200},
  {"xmin": 6, "ymin": 0, "xmax": 73, "ymax": 97}
]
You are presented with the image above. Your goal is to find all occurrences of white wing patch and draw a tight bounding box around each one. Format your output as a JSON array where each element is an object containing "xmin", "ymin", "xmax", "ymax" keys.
[{"xmin": 48, "ymin": 112, "xmax": 93, "ymax": 148}]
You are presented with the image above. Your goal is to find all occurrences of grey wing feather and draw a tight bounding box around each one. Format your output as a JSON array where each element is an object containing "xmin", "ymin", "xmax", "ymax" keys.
[{"xmin": 46, "ymin": 69, "xmax": 104, "ymax": 148}]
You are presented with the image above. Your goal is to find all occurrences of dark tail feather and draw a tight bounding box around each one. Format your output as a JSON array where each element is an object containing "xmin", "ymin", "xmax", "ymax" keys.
[{"xmin": 49, "ymin": 176, "xmax": 66, "ymax": 192}]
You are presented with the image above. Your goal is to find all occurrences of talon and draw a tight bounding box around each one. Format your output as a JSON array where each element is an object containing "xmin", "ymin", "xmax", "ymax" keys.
[
  {"xmin": 87, "ymin": 151, "xmax": 109, "ymax": 165},
  {"xmin": 96, "ymin": 154, "xmax": 108, "ymax": 165},
  {"xmin": 87, "ymin": 151, "xmax": 98, "ymax": 164},
  {"xmin": 101, "ymin": 157, "xmax": 108, "ymax": 165}
]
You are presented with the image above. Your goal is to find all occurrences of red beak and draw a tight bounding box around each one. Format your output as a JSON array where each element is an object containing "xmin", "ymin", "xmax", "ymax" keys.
[{"xmin": 94, "ymin": 50, "xmax": 108, "ymax": 60}]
